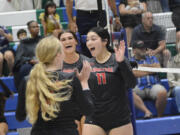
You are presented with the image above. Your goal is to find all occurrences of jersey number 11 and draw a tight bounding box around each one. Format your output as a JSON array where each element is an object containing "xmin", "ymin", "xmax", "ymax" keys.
[{"xmin": 96, "ymin": 73, "xmax": 107, "ymax": 85}]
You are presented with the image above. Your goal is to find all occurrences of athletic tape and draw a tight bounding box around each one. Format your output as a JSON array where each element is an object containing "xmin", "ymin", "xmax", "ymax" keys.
[{"xmin": 133, "ymin": 67, "xmax": 180, "ymax": 74}]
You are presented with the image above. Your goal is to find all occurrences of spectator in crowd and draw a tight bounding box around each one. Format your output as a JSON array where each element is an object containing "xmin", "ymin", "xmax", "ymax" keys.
[
  {"xmin": 131, "ymin": 40, "xmax": 167, "ymax": 117},
  {"xmin": 17, "ymin": 29, "xmax": 27, "ymax": 40},
  {"xmin": 66, "ymin": 0, "xmax": 120, "ymax": 35},
  {"xmin": 0, "ymin": 25, "xmax": 14, "ymax": 76},
  {"xmin": 131, "ymin": 12, "xmax": 171, "ymax": 67},
  {"xmin": 167, "ymin": 42, "xmax": 180, "ymax": 113},
  {"xmin": 39, "ymin": 1, "xmax": 62, "ymax": 36},
  {"xmin": 13, "ymin": 20, "xmax": 42, "ymax": 89},
  {"xmin": 66, "ymin": 0, "xmax": 121, "ymax": 35},
  {"xmin": 169, "ymin": 0, "xmax": 180, "ymax": 45},
  {"xmin": 66, "ymin": 0, "xmax": 121, "ymax": 57},
  {"xmin": 13, "ymin": 29, "xmax": 27, "ymax": 51},
  {"xmin": 119, "ymin": 0, "xmax": 147, "ymax": 46}
]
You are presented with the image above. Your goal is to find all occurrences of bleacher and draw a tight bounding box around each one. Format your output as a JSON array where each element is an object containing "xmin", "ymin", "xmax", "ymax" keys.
[{"xmin": 0, "ymin": 1, "xmax": 180, "ymax": 135}]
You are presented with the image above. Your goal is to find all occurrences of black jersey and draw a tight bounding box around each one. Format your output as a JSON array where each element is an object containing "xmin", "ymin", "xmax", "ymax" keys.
[
  {"xmin": 62, "ymin": 54, "xmax": 90, "ymax": 73},
  {"xmin": 88, "ymin": 53, "xmax": 136, "ymax": 126},
  {"xmin": 16, "ymin": 71, "xmax": 94, "ymax": 134},
  {"xmin": 62, "ymin": 54, "xmax": 90, "ymax": 121}
]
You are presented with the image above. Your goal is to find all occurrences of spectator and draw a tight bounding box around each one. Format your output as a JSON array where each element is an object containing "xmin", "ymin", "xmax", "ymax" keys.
[
  {"xmin": 0, "ymin": 26, "xmax": 14, "ymax": 76},
  {"xmin": 17, "ymin": 29, "xmax": 27, "ymax": 40},
  {"xmin": 167, "ymin": 42, "xmax": 180, "ymax": 113},
  {"xmin": 13, "ymin": 20, "xmax": 42, "ymax": 90},
  {"xmin": 39, "ymin": 1, "xmax": 62, "ymax": 36},
  {"xmin": 119, "ymin": 0, "xmax": 147, "ymax": 46},
  {"xmin": 131, "ymin": 40, "xmax": 167, "ymax": 117},
  {"xmin": 169, "ymin": 0, "xmax": 180, "ymax": 45},
  {"xmin": 13, "ymin": 29, "xmax": 27, "ymax": 51},
  {"xmin": 131, "ymin": 12, "xmax": 171, "ymax": 67},
  {"xmin": 66, "ymin": 0, "xmax": 121, "ymax": 35}
]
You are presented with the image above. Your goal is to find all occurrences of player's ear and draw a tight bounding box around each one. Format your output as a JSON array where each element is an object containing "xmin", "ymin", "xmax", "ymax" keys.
[{"xmin": 102, "ymin": 39, "xmax": 108, "ymax": 46}]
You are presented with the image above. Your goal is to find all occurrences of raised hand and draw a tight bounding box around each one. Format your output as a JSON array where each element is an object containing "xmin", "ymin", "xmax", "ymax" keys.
[
  {"xmin": 114, "ymin": 40, "xmax": 125, "ymax": 62},
  {"xmin": 75, "ymin": 61, "xmax": 92, "ymax": 89}
]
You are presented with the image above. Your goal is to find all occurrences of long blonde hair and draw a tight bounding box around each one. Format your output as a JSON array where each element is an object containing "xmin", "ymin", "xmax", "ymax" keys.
[{"xmin": 26, "ymin": 36, "xmax": 72, "ymax": 124}]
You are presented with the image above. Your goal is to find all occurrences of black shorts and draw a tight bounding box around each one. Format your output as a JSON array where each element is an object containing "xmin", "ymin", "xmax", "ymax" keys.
[
  {"xmin": 31, "ymin": 127, "xmax": 79, "ymax": 135},
  {"xmin": 120, "ymin": 14, "xmax": 142, "ymax": 28},
  {"xmin": 0, "ymin": 47, "xmax": 15, "ymax": 56},
  {"xmin": 85, "ymin": 115, "xmax": 131, "ymax": 132}
]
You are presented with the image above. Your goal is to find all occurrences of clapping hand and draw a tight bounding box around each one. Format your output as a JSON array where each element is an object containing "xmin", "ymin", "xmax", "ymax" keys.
[
  {"xmin": 75, "ymin": 61, "xmax": 92, "ymax": 89},
  {"xmin": 114, "ymin": 40, "xmax": 125, "ymax": 63}
]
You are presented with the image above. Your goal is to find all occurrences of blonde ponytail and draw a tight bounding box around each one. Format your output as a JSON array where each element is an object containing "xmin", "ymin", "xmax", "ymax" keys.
[{"xmin": 26, "ymin": 36, "xmax": 72, "ymax": 124}]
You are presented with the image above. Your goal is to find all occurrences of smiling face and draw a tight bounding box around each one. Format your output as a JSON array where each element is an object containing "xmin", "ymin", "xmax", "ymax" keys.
[
  {"xmin": 59, "ymin": 32, "xmax": 78, "ymax": 55},
  {"xmin": 86, "ymin": 32, "xmax": 107, "ymax": 57}
]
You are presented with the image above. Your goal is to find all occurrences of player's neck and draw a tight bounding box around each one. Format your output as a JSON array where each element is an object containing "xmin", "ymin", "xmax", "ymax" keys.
[
  {"xmin": 96, "ymin": 49, "xmax": 111, "ymax": 64},
  {"xmin": 64, "ymin": 52, "xmax": 80, "ymax": 64}
]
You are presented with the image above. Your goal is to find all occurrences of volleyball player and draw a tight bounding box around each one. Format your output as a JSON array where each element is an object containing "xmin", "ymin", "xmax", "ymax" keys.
[
  {"xmin": 58, "ymin": 30, "xmax": 91, "ymax": 135},
  {"xmin": 17, "ymin": 36, "xmax": 94, "ymax": 135},
  {"xmin": 83, "ymin": 27, "xmax": 137, "ymax": 135}
]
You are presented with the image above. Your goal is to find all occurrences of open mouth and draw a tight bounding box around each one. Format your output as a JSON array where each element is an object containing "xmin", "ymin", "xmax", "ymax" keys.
[
  {"xmin": 65, "ymin": 45, "xmax": 72, "ymax": 49},
  {"xmin": 90, "ymin": 47, "xmax": 95, "ymax": 52}
]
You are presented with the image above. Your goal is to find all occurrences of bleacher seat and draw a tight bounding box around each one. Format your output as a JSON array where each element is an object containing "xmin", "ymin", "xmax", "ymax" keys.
[
  {"xmin": 5, "ymin": 93, "xmax": 18, "ymax": 111},
  {"xmin": 0, "ymin": 77, "xmax": 16, "ymax": 93},
  {"xmin": 135, "ymin": 97, "xmax": 178, "ymax": 118},
  {"xmin": 136, "ymin": 116, "xmax": 180, "ymax": 135},
  {"xmin": 166, "ymin": 43, "xmax": 177, "ymax": 57},
  {"xmin": 5, "ymin": 112, "xmax": 32, "ymax": 130},
  {"xmin": 7, "ymin": 132, "xmax": 19, "ymax": 135}
]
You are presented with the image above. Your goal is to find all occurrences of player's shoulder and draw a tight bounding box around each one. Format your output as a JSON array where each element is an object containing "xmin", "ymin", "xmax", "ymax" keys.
[{"xmin": 80, "ymin": 54, "xmax": 91, "ymax": 61}]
